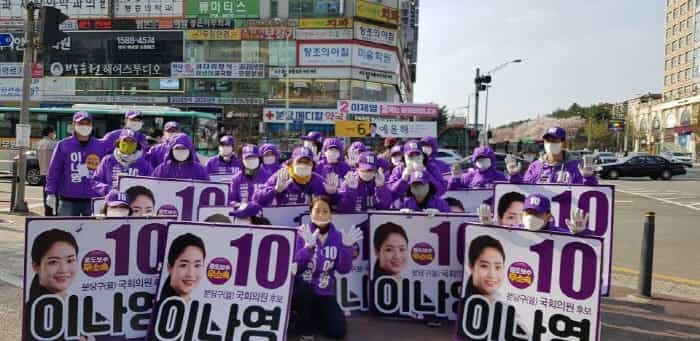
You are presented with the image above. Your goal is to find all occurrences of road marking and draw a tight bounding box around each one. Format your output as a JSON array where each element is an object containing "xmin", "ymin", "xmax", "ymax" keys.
[
  {"xmin": 614, "ymin": 266, "xmax": 700, "ymax": 287},
  {"xmin": 617, "ymin": 189, "xmax": 700, "ymax": 212},
  {"xmin": 615, "ymin": 200, "xmax": 633, "ymax": 203}
]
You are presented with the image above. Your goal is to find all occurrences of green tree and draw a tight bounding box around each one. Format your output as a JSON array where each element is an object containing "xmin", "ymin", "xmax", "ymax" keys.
[{"xmin": 584, "ymin": 120, "xmax": 614, "ymax": 149}]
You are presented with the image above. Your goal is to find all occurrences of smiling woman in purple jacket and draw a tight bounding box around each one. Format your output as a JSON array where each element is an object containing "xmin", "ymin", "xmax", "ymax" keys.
[
  {"xmin": 292, "ymin": 196, "xmax": 363, "ymax": 341},
  {"xmin": 152, "ymin": 133, "xmax": 209, "ymax": 181}
]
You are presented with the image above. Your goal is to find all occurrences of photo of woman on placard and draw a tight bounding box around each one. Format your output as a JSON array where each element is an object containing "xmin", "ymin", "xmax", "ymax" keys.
[
  {"xmin": 126, "ymin": 186, "xmax": 155, "ymax": 217},
  {"xmin": 465, "ymin": 235, "xmax": 506, "ymax": 301},
  {"xmin": 373, "ymin": 222, "xmax": 409, "ymax": 279},
  {"xmin": 497, "ymin": 191, "xmax": 525, "ymax": 227},
  {"xmin": 159, "ymin": 233, "xmax": 206, "ymax": 303}
]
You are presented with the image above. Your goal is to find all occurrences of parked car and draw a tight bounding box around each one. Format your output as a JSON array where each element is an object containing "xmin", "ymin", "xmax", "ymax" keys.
[
  {"xmin": 456, "ymin": 153, "xmax": 531, "ymax": 175},
  {"xmin": 12, "ymin": 151, "xmax": 42, "ymax": 186},
  {"xmin": 660, "ymin": 152, "xmax": 693, "ymax": 167},
  {"xmin": 592, "ymin": 152, "xmax": 618, "ymax": 164},
  {"xmin": 435, "ymin": 148, "xmax": 463, "ymax": 165},
  {"xmin": 595, "ymin": 155, "xmax": 686, "ymax": 180}
]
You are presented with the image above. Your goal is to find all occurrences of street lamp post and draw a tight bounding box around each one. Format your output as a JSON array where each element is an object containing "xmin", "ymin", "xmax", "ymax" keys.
[{"xmin": 481, "ymin": 59, "xmax": 522, "ymax": 145}]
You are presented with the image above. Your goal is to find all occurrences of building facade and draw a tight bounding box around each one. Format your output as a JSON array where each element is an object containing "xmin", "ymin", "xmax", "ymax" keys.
[
  {"xmin": 0, "ymin": 0, "xmax": 417, "ymax": 140},
  {"xmin": 664, "ymin": 0, "xmax": 696, "ymax": 101}
]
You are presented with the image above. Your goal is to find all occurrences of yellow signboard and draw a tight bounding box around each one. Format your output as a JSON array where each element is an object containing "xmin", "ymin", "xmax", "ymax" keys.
[
  {"xmin": 335, "ymin": 120, "xmax": 371, "ymax": 137},
  {"xmin": 185, "ymin": 29, "xmax": 241, "ymax": 40},
  {"xmin": 356, "ymin": 0, "xmax": 400, "ymax": 25},
  {"xmin": 299, "ymin": 18, "xmax": 354, "ymax": 29}
]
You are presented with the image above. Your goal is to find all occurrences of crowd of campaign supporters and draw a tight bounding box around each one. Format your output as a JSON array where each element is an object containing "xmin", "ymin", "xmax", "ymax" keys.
[{"xmin": 42, "ymin": 109, "xmax": 598, "ymax": 340}]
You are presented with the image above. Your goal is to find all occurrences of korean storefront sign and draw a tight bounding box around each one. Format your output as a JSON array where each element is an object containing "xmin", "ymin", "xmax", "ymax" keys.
[
  {"xmin": 0, "ymin": 62, "xmax": 44, "ymax": 78},
  {"xmin": 337, "ymin": 100, "xmax": 440, "ymax": 118},
  {"xmin": 268, "ymin": 67, "xmax": 351, "ymax": 79},
  {"xmin": 185, "ymin": 0, "xmax": 259, "ymax": 19},
  {"xmin": 295, "ymin": 28, "xmax": 353, "ymax": 40},
  {"xmin": 354, "ymin": 22, "xmax": 398, "ymax": 47},
  {"xmin": 0, "ymin": 0, "xmax": 110, "ymax": 19},
  {"xmin": 0, "ymin": 77, "xmax": 75, "ymax": 101},
  {"xmin": 351, "ymin": 68, "xmax": 398, "ymax": 85},
  {"xmin": 298, "ymin": 42, "xmax": 399, "ymax": 74},
  {"xmin": 262, "ymin": 108, "xmax": 346, "ymax": 125},
  {"xmin": 185, "ymin": 29, "xmax": 241, "ymax": 40},
  {"xmin": 355, "ymin": 0, "xmax": 400, "ymax": 26},
  {"xmin": 371, "ymin": 120, "xmax": 437, "ymax": 138},
  {"xmin": 170, "ymin": 63, "xmax": 265, "ymax": 78},
  {"xmin": 113, "ymin": 0, "xmax": 183, "ymax": 18},
  {"xmin": 335, "ymin": 120, "xmax": 372, "ymax": 137},
  {"xmin": 240, "ymin": 26, "xmax": 294, "ymax": 40},
  {"xmin": 299, "ymin": 18, "xmax": 353, "ymax": 29}
]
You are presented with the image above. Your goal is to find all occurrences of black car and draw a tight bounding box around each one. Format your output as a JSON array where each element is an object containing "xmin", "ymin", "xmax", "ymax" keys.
[
  {"xmin": 456, "ymin": 153, "xmax": 531, "ymax": 175},
  {"xmin": 11, "ymin": 151, "xmax": 42, "ymax": 186},
  {"xmin": 595, "ymin": 155, "xmax": 686, "ymax": 180}
]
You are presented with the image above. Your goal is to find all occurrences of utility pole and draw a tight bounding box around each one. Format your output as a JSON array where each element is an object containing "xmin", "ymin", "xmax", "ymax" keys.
[{"xmin": 13, "ymin": 2, "xmax": 35, "ymax": 212}]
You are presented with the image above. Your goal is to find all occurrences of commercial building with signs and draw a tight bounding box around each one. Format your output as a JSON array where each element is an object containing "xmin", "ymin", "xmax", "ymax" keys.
[{"xmin": 0, "ymin": 0, "xmax": 419, "ymax": 140}]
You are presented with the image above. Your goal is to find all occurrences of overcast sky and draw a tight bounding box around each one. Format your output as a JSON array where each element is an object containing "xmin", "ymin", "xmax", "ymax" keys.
[{"xmin": 413, "ymin": 0, "xmax": 664, "ymax": 127}]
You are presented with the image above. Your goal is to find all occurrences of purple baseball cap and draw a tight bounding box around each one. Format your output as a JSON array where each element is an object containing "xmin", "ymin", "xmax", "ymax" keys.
[
  {"xmin": 358, "ymin": 152, "xmax": 378, "ymax": 171},
  {"xmin": 292, "ymin": 146, "xmax": 314, "ymax": 162},
  {"xmin": 390, "ymin": 145, "xmax": 403, "ymax": 157},
  {"xmin": 124, "ymin": 109, "xmax": 143, "ymax": 120},
  {"xmin": 523, "ymin": 194, "xmax": 551, "ymax": 214},
  {"xmin": 118, "ymin": 129, "xmax": 137, "ymax": 142},
  {"xmin": 164, "ymin": 121, "xmax": 179, "ymax": 131},
  {"xmin": 409, "ymin": 170, "xmax": 428, "ymax": 184},
  {"xmin": 542, "ymin": 127, "xmax": 566, "ymax": 141},
  {"xmin": 403, "ymin": 140, "xmax": 422, "ymax": 156},
  {"xmin": 229, "ymin": 202, "xmax": 262, "ymax": 219},
  {"xmin": 349, "ymin": 141, "xmax": 367, "ymax": 153},
  {"xmin": 73, "ymin": 111, "xmax": 92, "ymax": 122},
  {"xmin": 105, "ymin": 190, "xmax": 129, "ymax": 207},
  {"xmin": 301, "ymin": 131, "xmax": 323, "ymax": 144},
  {"xmin": 219, "ymin": 135, "xmax": 235, "ymax": 146},
  {"xmin": 322, "ymin": 137, "xmax": 343, "ymax": 152},
  {"xmin": 241, "ymin": 144, "xmax": 259, "ymax": 159}
]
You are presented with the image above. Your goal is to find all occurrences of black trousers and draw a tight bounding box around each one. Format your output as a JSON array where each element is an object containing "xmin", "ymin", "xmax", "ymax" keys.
[{"xmin": 291, "ymin": 279, "xmax": 347, "ymax": 339}]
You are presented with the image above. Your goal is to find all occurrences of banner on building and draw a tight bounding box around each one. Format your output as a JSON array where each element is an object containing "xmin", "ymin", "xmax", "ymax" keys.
[
  {"xmin": 443, "ymin": 189, "xmax": 493, "ymax": 214},
  {"xmin": 369, "ymin": 211, "xmax": 479, "ymax": 320},
  {"xmin": 113, "ymin": 0, "xmax": 183, "ymax": 18},
  {"xmin": 170, "ymin": 63, "xmax": 265, "ymax": 78},
  {"xmin": 185, "ymin": 29, "xmax": 242, "ymax": 40},
  {"xmin": 295, "ymin": 28, "xmax": 353, "ymax": 40},
  {"xmin": 263, "ymin": 108, "xmax": 346, "ymax": 125},
  {"xmin": 0, "ymin": 0, "xmax": 110, "ymax": 19},
  {"xmin": 493, "ymin": 183, "xmax": 614, "ymax": 296},
  {"xmin": 298, "ymin": 42, "xmax": 399, "ymax": 73},
  {"xmin": 117, "ymin": 176, "xmax": 229, "ymax": 221},
  {"xmin": 185, "ymin": 0, "xmax": 259, "ymax": 19},
  {"xmin": 169, "ymin": 97, "xmax": 264, "ymax": 105},
  {"xmin": 0, "ymin": 62, "xmax": 44, "ymax": 78},
  {"xmin": 371, "ymin": 120, "xmax": 437, "ymax": 138},
  {"xmin": 455, "ymin": 224, "xmax": 603, "ymax": 340},
  {"xmin": 351, "ymin": 68, "xmax": 399, "ymax": 85},
  {"xmin": 269, "ymin": 67, "xmax": 351, "ymax": 79},
  {"xmin": 0, "ymin": 78, "xmax": 75, "ymax": 101},
  {"xmin": 150, "ymin": 222, "xmax": 295, "ymax": 340},
  {"xmin": 335, "ymin": 120, "xmax": 373, "ymax": 137},
  {"xmin": 355, "ymin": 0, "xmax": 400, "ymax": 26},
  {"xmin": 337, "ymin": 100, "xmax": 440, "ymax": 118},
  {"xmin": 354, "ymin": 22, "xmax": 398, "ymax": 47},
  {"xmin": 23, "ymin": 217, "xmax": 173, "ymax": 340},
  {"xmin": 240, "ymin": 27, "xmax": 293, "ymax": 40},
  {"xmin": 361, "ymin": 0, "xmax": 398, "ymax": 8},
  {"xmin": 299, "ymin": 18, "xmax": 353, "ymax": 29}
]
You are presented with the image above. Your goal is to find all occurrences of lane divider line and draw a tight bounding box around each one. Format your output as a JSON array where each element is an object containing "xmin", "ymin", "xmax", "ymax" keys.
[{"xmin": 614, "ymin": 266, "xmax": 700, "ymax": 287}]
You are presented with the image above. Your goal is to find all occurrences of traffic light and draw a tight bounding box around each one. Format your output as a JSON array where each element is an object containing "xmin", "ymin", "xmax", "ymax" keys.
[
  {"xmin": 38, "ymin": 6, "xmax": 68, "ymax": 46},
  {"xmin": 474, "ymin": 74, "xmax": 492, "ymax": 91}
]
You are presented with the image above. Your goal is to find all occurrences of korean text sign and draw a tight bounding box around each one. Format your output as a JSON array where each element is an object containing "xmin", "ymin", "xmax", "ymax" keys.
[
  {"xmin": 493, "ymin": 183, "xmax": 614, "ymax": 296},
  {"xmin": 185, "ymin": 0, "xmax": 259, "ymax": 19},
  {"xmin": 118, "ymin": 176, "xmax": 230, "ymax": 221},
  {"xmin": 23, "ymin": 217, "xmax": 172, "ymax": 340},
  {"xmin": 369, "ymin": 212, "xmax": 479, "ymax": 320},
  {"xmin": 263, "ymin": 108, "xmax": 347, "ymax": 125},
  {"xmin": 150, "ymin": 222, "xmax": 295, "ymax": 340},
  {"xmin": 298, "ymin": 42, "xmax": 399, "ymax": 73},
  {"xmin": 337, "ymin": 99, "xmax": 440, "ymax": 118},
  {"xmin": 456, "ymin": 224, "xmax": 602, "ymax": 341},
  {"xmin": 335, "ymin": 120, "xmax": 372, "ymax": 137},
  {"xmin": 171, "ymin": 62, "xmax": 265, "ymax": 78},
  {"xmin": 372, "ymin": 120, "xmax": 438, "ymax": 138}
]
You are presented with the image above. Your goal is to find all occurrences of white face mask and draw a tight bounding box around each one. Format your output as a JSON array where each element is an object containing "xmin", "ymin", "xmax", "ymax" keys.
[
  {"xmin": 294, "ymin": 164, "xmax": 312, "ymax": 177},
  {"xmin": 522, "ymin": 214, "xmax": 547, "ymax": 231},
  {"xmin": 347, "ymin": 152, "xmax": 360, "ymax": 166},
  {"xmin": 411, "ymin": 183, "xmax": 430, "ymax": 198},
  {"xmin": 219, "ymin": 146, "xmax": 233, "ymax": 157},
  {"xmin": 391, "ymin": 156, "xmax": 403, "ymax": 166},
  {"xmin": 263, "ymin": 155, "xmax": 276, "ymax": 165},
  {"xmin": 422, "ymin": 147, "xmax": 433, "ymax": 156},
  {"xmin": 126, "ymin": 120, "xmax": 143, "ymax": 131},
  {"xmin": 475, "ymin": 158, "xmax": 492, "ymax": 170},
  {"xmin": 243, "ymin": 158, "xmax": 260, "ymax": 170},
  {"xmin": 358, "ymin": 171, "xmax": 375, "ymax": 182},
  {"xmin": 406, "ymin": 155, "xmax": 424, "ymax": 169},
  {"xmin": 106, "ymin": 208, "xmax": 129, "ymax": 217},
  {"xmin": 74, "ymin": 125, "xmax": 92, "ymax": 137},
  {"xmin": 311, "ymin": 218, "xmax": 331, "ymax": 227},
  {"xmin": 324, "ymin": 149, "xmax": 340, "ymax": 163},
  {"xmin": 544, "ymin": 142, "xmax": 562, "ymax": 155},
  {"xmin": 173, "ymin": 148, "xmax": 190, "ymax": 162}
]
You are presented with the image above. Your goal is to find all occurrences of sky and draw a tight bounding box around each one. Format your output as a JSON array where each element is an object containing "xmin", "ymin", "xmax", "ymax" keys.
[{"xmin": 413, "ymin": 0, "xmax": 665, "ymax": 127}]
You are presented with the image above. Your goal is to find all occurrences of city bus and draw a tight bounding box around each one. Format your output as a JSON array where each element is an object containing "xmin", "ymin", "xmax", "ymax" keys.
[{"xmin": 0, "ymin": 105, "xmax": 219, "ymax": 184}]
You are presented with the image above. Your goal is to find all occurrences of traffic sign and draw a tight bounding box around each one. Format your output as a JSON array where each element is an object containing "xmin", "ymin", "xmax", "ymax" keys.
[{"xmin": 0, "ymin": 33, "xmax": 14, "ymax": 47}]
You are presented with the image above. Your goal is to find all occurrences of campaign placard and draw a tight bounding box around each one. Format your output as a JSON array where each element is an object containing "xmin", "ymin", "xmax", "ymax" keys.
[
  {"xmin": 369, "ymin": 212, "xmax": 479, "ymax": 320},
  {"xmin": 150, "ymin": 222, "xmax": 296, "ymax": 340},
  {"xmin": 23, "ymin": 217, "xmax": 172, "ymax": 340},
  {"xmin": 493, "ymin": 183, "xmax": 614, "ymax": 296},
  {"xmin": 118, "ymin": 176, "xmax": 230, "ymax": 221},
  {"xmin": 261, "ymin": 205, "xmax": 308, "ymax": 227},
  {"xmin": 301, "ymin": 213, "xmax": 370, "ymax": 313},
  {"xmin": 456, "ymin": 224, "xmax": 603, "ymax": 340},
  {"xmin": 197, "ymin": 205, "xmax": 232, "ymax": 222},
  {"xmin": 444, "ymin": 189, "xmax": 494, "ymax": 214}
]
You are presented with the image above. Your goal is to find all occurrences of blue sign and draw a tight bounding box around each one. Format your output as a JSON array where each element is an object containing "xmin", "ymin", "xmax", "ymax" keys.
[{"xmin": 0, "ymin": 33, "xmax": 13, "ymax": 47}]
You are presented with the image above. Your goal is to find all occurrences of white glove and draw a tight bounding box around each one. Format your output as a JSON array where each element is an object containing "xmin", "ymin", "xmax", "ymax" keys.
[
  {"xmin": 579, "ymin": 155, "xmax": 595, "ymax": 177},
  {"xmin": 375, "ymin": 168, "xmax": 385, "ymax": 187},
  {"xmin": 556, "ymin": 170, "xmax": 570, "ymax": 184},
  {"xmin": 323, "ymin": 172, "xmax": 339, "ymax": 194},
  {"xmin": 46, "ymin": 194, "xmax": 57, "ymax": 211},
  {"xmin": 476, "ymin": 204, "xmax": 494, "ymax": 225},
  {"xmin": 451, "ymin": 163, "xmax": 463, "ymax": 178},
  {"xmin": 290, "ymin": 262, "xmax": 298, "ymax": 275},
  {"xmin": 298, "ymin": 224, "xmax": 317, "ymax": 248},
  {"xmin": 342, "ymin": 226, "xmax": 364, "ymax": 247},
  {"xmin": 399, "ymin": 208, "xmax": 412, "ymax": 213},
  {"xmin": 565, "ymin": 208, "xmax": 589, "ymax": 234},
  {"xmin": 505, "ymin": 155, "xmax": 522, "ymax": 175},
  {"xmin": 424, "ymin": 208, "xmax": 440, "ymax": 217},
  {"xmin": 401, "ymin": 164, "xmax": 412, "ymax": 181},
  {"xmin": 344, "ymin": 172, "xmax": 359, "ymax": 189},
  {"xmin": 274, "ymin": 168, "xmax": 292, "ymax": 193}
]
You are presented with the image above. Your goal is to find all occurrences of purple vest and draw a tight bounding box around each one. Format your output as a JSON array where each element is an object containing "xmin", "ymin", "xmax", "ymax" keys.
[{"xmin": 295, "ymin": 223, "xmax": 354, "ymax": 296}]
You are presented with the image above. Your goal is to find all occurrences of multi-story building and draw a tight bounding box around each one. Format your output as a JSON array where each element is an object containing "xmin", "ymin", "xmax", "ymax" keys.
[
  {"xmin": 663, "ymin": 0, "xmax": 696, "ymax": 101},
  {"xmin": 0, "ymin": 0, "xmax": 417, "ymax": 140}
]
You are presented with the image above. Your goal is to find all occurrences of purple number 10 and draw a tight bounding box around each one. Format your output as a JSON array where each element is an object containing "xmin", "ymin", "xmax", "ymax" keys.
[
  {"xmin": 175, "ymin": 186, "xmax": 227, "ymax": 221},
  {"xmin": 530, "ymin": 239, "xmax": 597, "ymax": 300},
  {"xmin": 551, "ymin": 190, "xmax": 609, "ymax": 236},
  {"xmin": 105, "ymin": 223, "xmax": 166, "ymax": 276},
  {"xmin": 230, "ymin": 233, "xmax": 291, "ymax": 289}
]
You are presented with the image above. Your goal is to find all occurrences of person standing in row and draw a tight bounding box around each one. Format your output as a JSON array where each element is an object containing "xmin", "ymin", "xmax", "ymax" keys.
[
  {"xmin": 46, "ymin": 111, "xmax": 105, "ymax": 216},
  {"xmin": 260, "ymin": 143, "xmax": 282, "ymax": 175},
  {"xmin": 229, "ymin": 144, "xmax": 269, "ymax": 206},
  {"xmin": 92, "ymin": 129, "xmax": 153, "ymax": 196},
  {"xmin": 101, "ymin": 109, "xmax": 148, "ymax": 154},
  {"xmin": 152, "ymin": 133, "xmax": 209, "ymax": 181},
  {"xmin": 36, "ymin": 126, "xmax": 57, "ymax": 216},
  {"xmin": 315, "ymin": 138, "xmax": 351, "ymax": 179},
  {"xmin": 147, "ymin": 121, "xmax": 180, "ymax": 168},
  {"xmin": 206, "ymin": 135, "xmax": 242, "ymax": 179}
]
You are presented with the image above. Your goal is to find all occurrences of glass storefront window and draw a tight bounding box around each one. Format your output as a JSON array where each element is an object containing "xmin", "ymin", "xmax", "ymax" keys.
[
  {"xmin": 241, "ymin": 41, "xmax": 260, "ymax": 63},
  {"xmin": 312, "ymin": 80, "xmax": 340, "ymax": 104},
  {"xmin": 289, "ymin": 0, "xmax": 343, "ymax": 18},
  {"xmin": 268, "ymin": 41, "xmax": 296, "ymax": 68},
  {"xmin": 186, "ymin": 79, "xmax": 268, "ymax": 98},
  {"xmin": 185, "ymin": 40, "xmax": 241, "ymax": 63},
  {"xmin": 289, "ymin": 79, "xmax": 313, "ymax": 102},
  {"xmin": 75, "ymin": 78, "xmax": 181, "ymax": 95},
  {"xmin": 351, "ymin": 80, "xmax": 399, "ymax": 102}
]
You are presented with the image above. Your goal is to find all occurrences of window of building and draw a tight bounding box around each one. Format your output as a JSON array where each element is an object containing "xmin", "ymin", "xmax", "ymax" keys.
[
  {"xmin": 666, "ymin": 44, "xmax": 671, "ymax": 54},
  {"xmin": 674, "ymin": 8, "xmax": 679, "ymax": 18},
  {"xmin": 271, "ymin": 0, "xmax": 278, "ymax": 18},
  {"xmin": 288, "ymin": 0, "xmax": 343, "ymax": 18},
  {"xmin": 687, "ymin": 50, "xmax": 693, "ymax": 63},
  {"xmin": 241, "ymin": 41, "xmax": 260, "ymax": 63},
  {"xmin": 267, "ymin": 40, "xmax": 296, "ymax": 68},
  {"xmin": 666, "ymin": 75, "xmax": 671, "ymax": 85},
  {"xmin": 687, "ymin": 33, "xmax": 693, "ymax": 45},
  {"xmin": 681, "ymin": 2, "xmax": 686, "ymax": 14},
  {"xmin": 687, "ymin": 68, "xmax": 692, "ymax": 79},
  {"xmin": 672, "ymin": 73, "xmax": 678, "ymax": 83},
  {"xmin": 185, "ymin": 40, "xmax": 241, "ymax": 63}
]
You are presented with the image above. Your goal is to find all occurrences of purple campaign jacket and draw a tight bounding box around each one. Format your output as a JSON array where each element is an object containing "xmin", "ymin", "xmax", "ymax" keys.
[
  {"xmin": 206, "ymin": 155, "xmax": 242, "ymax": 176},
  {"xmin": 376, "ymin": 158, "xmax": 391, "ymax": 174},
  {"xmin": 315, "ymin": 160, "xmax": 352, "ymax": 179},
  {"xmin": 520, "ymin": 152, "xmax": 598, "ymax": 185},
  {"xmin": 449, "ymin": 168, "xmax": 508, "ymax": 190},
  {"xmin": 517, "ymin": 222, "xmax": 584, "ymax": 235},
  {"xmin": 252, "ymin": 168, "xmax": 328, "ymax": 206},
  {"xmin": 422, "ymin": 136, "xmax": 451, "ymax": 174},
  {"xmin": 260, "ymin": 143, "xmax": 282, "ymax": 175},
  {"xmin": 295, "ymin": 223, "xmax": 354, "ymax": 296},
  {"xmin": 399, "ymin": 195, "xmax": 450, "ymax": 213},
  {"xmin": 146, "ymin": 142, "xmax": 169, "ymax": 168},
  {"xmin": 229, "ymin": 169, "xmax": 270, "ymax": 204},
  {"xmin": 336, "ymin": 174, "xmax": 392, "ymax": 213},
  {"xmin": 151, "ymin": 134, "xmax": 209, "ymax": 181},
  {"xmin": 45, "ymin": 135, "xmax": 106, "ymax": 199},
  {"xmin": 387, "ymin": 163, "xmax": 447, "ymax": 198},
  {"xmin": 92, "ymin": 151, "xmax": 153, "ymax": 196},
  {"xmin": 101, "ymin": 128, "xmax": 148, "ymax": 154}
]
